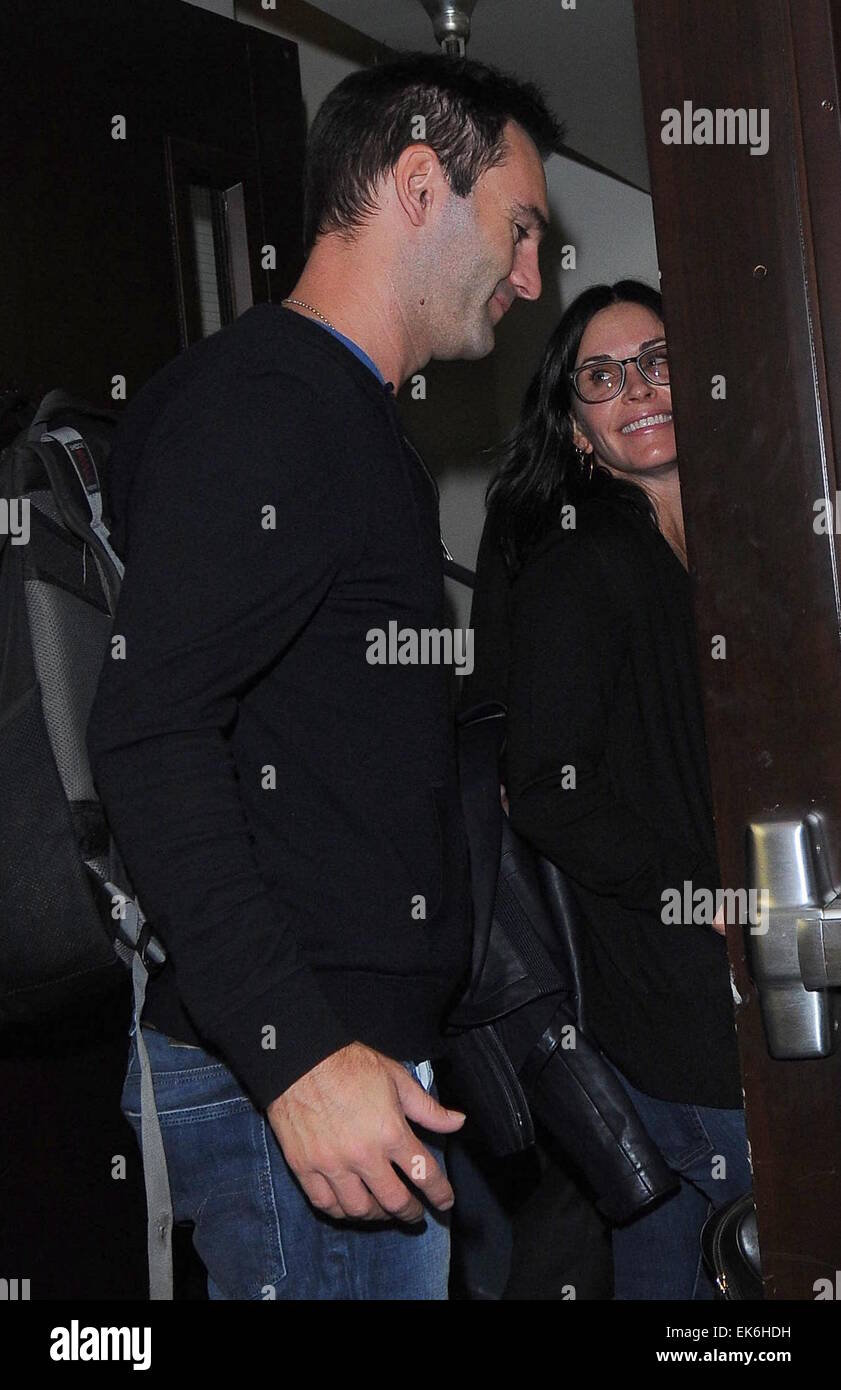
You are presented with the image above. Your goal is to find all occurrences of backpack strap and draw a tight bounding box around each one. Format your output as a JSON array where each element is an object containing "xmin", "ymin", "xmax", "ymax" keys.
[
  {"xmin": 43, "ymin": 408, "xmax": 174, "ymax": 1299},
  {"xmin": 39, "ymin": 426, "xmax": 125, "ymax": 578},
  {"xmin": 82, "ymin": 861, "xmax": 173, "ymax": 1296},
  {"xmin": 84, "ymin": 865, "xmax": 167, "ymax": 970},
  {"xmin": 131, "ymin": 952, "xmax": 175, "ymax": 1301},
  {"xmin": 443, "ymin": 553, "xmax": 475, "ymax": 588},
  {"xmin": 34, "ymin": 427, "xmax": 123, "ymax": 617}
]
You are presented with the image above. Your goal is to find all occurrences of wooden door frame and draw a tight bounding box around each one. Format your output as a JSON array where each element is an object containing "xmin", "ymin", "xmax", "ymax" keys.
[{"xmin": 635, "ymin": 0, "xmax": 841, "ymax": 1297}]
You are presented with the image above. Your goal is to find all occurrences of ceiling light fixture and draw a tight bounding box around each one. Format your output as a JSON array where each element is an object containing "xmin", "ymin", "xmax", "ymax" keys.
[{"xmin": 418, "ymin": 1, "xmax": 480, "ymax": 57}]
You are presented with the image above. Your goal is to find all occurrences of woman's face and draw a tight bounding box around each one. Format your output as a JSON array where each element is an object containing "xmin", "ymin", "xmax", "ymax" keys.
[{"xmin": 569, "ymin": 302, "xmax": 676, "ymax": 479}]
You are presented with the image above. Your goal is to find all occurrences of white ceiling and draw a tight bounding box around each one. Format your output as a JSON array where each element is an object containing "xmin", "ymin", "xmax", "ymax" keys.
[{"xmin": 306, "ymin": 0, "xmax": 650, "ymax": 190}]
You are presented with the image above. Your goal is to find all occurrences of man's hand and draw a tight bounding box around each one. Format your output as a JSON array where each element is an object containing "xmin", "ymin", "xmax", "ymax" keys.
[{"xmin": 266, "ymin": 1042, "xmax": 466, "ymax": 1223}]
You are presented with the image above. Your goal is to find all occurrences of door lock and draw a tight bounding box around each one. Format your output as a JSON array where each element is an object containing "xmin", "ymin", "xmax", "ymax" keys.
[{"xmin": 745, "ymin": 814, "xmax": 841, "ymax": 1058}]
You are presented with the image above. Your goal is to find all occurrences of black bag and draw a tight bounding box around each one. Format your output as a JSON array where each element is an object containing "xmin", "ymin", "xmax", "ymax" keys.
[
  {"xmin": 0, "ymin": 390, "xmax": 163, "ymax": 1026},
  {"xmin": 441, "ymin": 697, "xmax": 679, "ymax": 1224},
  {"xmin": 701, "ymin": 1191, "xmax": 763, "ymax": 1299}
]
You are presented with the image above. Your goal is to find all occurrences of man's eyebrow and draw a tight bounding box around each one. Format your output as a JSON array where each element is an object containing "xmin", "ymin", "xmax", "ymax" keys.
[
  {"xmin": 513, "ymin": 201, "xmax": 549, "ymax": 236},
  {"xmin": 578, "ymin": 337, "xmax": 666, "ymax": 366}
]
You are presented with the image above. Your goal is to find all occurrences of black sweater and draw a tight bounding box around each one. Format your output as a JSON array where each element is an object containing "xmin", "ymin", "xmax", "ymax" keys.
[
  {"xmin": 86, "ymin": 303, "xmax": 472, "ymax": 1110},
  {"xmin": 466, "ymin": 498, "xmax": 742, "ymax": 1109}
]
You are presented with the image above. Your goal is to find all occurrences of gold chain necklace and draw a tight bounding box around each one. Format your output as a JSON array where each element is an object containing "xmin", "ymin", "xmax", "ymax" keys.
[{"xmin": 281, "ymin": 297, "xmax": 338, "ymax": 333}]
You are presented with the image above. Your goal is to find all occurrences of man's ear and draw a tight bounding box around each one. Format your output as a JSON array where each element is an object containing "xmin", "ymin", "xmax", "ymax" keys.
[
  {"xmin": 393, "ymin": 144, "xmax": 438, "ymax": 228},
  {"xmin": 570, "ymin": 413, "xmax": 593, "ymax": 454}
]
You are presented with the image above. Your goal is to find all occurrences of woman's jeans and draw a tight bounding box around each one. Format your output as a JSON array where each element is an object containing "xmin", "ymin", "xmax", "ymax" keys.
[
  {"xmin": 121, "ymin": 1019, "xmax": 450, "ymax": 1300},
  {"xmin": 609, "ymin": 1061, "xmax": 751, "ymax": 1300}
]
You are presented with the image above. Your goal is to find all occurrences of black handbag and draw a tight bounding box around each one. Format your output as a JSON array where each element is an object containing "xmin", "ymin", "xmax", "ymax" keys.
[
  {"xmin": 701, "ymin": 1191, "xmax": 763, "ymax": 1299},
  {"xmin": 442, "ymin": 700, "xmax": 679, "ymax": 1224}
]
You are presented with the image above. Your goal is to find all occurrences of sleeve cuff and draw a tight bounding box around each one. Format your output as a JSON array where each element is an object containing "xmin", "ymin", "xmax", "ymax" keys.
[{"xmin": 188, "ymin": 971, "xmax": 356, "ymax": 1111}]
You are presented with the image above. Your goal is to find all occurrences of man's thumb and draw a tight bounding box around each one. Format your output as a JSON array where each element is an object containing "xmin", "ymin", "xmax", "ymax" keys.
[{"xmin": 394, "ymin": 1067, "xmax": 466, "ymax": 1132}]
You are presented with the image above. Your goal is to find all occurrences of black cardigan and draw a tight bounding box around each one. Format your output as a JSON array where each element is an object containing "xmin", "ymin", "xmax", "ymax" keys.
[{"xmin": 464, "ymin": 497, "xmax": 742, "ymax": 1109}]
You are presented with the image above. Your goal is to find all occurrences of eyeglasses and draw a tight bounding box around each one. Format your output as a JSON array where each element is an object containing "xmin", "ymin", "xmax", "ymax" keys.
[{"xmin": 570, "ymin": 342, "xmax": 669, "ymax": 403}]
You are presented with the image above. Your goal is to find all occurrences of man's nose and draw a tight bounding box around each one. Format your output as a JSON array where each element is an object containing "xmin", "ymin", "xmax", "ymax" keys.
[{"xmin": 510, "ymin": 244, "xmax": 542, "ymax": 302}]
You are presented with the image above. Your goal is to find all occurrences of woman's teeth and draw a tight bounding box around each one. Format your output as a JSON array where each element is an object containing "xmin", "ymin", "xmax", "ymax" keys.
[{"xmin": 621, "ymin": 413, "xmax": 672, "ymax": 434}]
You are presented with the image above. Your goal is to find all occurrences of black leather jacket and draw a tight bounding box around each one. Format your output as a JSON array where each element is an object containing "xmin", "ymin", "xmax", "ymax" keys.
[{"xmin": 441, "ymin": 701, "xmax": 678, "ymax": 1224}]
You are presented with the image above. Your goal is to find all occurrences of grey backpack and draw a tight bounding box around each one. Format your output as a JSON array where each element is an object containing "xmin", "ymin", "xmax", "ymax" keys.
[{"xmin": 0, "ymin": 389, "xmax": 173, "ymax": 1297}]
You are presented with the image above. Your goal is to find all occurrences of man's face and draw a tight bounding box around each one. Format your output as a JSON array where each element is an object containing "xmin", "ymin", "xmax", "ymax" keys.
[{"xmin": 430, "ymin": 120, "xmax": 549, "ymax": 360}]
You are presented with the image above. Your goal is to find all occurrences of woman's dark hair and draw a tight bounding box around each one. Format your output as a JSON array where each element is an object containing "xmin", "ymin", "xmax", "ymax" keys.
[
  {"xmin": 303, "ymin": 51, "xmax": 564, "ymax": 253},
  {"xmin": 486, "ymin": 279, "xmax": 664, "ymax": 575}
]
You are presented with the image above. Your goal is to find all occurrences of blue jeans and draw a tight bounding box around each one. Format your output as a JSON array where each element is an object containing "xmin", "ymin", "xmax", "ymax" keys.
[
  {"xmin": 608, "ymin": 1061, "xmax": 751, "ymax": 1300},
  {"xmin": 121, "ymin": 1021, "xmax": 450, "ymax": 1300}
]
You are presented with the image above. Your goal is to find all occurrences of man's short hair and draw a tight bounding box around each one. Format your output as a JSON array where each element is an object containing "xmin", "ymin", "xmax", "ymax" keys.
[{"xmin": 302, "ymin": 50, "xmax": 564, "ymax": 253}]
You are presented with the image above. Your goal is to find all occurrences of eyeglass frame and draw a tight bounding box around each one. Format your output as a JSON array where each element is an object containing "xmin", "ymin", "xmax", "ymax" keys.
[{"xmin": 569, "ymin": 340, "xmax": 669, "ymax": 404}]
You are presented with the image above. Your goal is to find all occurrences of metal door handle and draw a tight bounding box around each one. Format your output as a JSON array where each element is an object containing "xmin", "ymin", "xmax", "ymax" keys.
[{"xmin": 745, "ymin": 814, "xmax": 841, "ymax": 1058}]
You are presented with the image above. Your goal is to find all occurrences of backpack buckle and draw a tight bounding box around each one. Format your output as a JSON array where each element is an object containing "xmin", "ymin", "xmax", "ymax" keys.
[
  {"xmin": 101, "ymin": 877, "xmax": 167, "ymax": 975},
  {"xmin": 135, "ymin": 918, "xmax": 166, "ymax": 976}
]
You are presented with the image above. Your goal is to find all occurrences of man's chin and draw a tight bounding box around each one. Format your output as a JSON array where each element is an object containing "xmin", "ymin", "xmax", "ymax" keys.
[
  {"xmin": 468, "ymin": 313, "xmax": 498, "ymax": 357},
  {"xmin": 463, "ymin": 332, "xmax": 496, "ymax": 361},
  {"xmin": 431, "ymin": 324, "xmax": 495, "ymax": 362}
]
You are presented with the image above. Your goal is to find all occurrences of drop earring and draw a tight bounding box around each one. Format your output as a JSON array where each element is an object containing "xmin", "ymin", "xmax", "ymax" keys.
[{"xmin": 575, "ymin": 446, "xmax": 594, "ymax": 483}]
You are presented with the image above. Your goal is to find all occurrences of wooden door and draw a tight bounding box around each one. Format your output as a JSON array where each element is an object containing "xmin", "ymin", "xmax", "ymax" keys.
[{"xmin": 636, "ymin": 0, "xmax": 841, "ymax": 1298}]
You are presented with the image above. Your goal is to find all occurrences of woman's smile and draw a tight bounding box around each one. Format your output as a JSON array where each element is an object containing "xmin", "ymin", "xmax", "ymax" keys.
[{"xmin": 620, "ymin": 410, "xmax": 673, "ymax": 435}]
